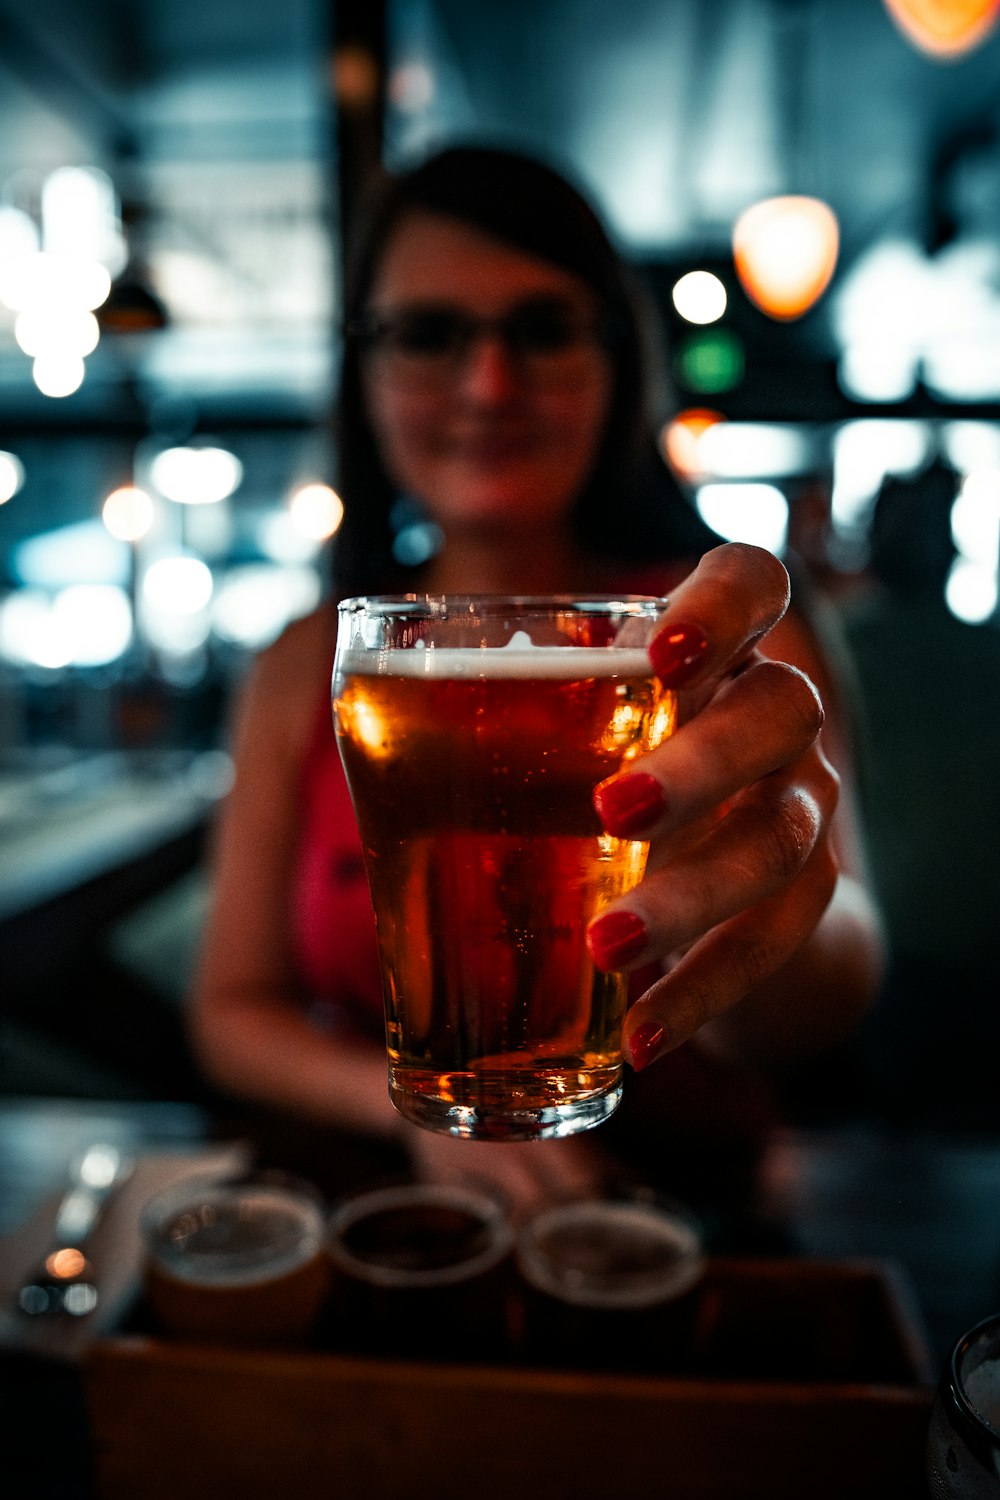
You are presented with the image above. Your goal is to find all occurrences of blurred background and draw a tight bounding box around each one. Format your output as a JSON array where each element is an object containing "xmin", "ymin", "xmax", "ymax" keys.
[{"xmin": 1, "ymin": 0, "xmax": 998, "ymax": 1122}]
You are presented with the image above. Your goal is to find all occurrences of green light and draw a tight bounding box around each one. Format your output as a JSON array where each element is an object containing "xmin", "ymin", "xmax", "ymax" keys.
[{"xmin": 675, "ymin": 329, "xmax": 745, "ymax": 393}]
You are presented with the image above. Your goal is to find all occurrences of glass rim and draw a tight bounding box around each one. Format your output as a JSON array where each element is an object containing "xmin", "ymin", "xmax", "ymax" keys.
[
  {"xmin": 326, "ymin": 1181, "xmax": 513, "ymax": 1288},
  {"xmin": 943, "ymin": 1311, "xmax": 1000, "ymax": 1452},
  {"xmin": 336, "ymin": 592, "xmax": 669, "ymax": 618},
  {"xmin": 514, "ymin": 1194, "xmax": 706, "ymax": 1310}
]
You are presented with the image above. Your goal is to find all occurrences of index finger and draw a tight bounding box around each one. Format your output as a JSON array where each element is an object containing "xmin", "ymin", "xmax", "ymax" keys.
[{"xmin": 649, "ymin": 542, "xmax": 791, "ymax": 688}]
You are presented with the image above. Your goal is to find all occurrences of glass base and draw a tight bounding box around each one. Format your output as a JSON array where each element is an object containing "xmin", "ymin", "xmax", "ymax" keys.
[{"xmin": 389, "ymin": 1077, "xmax": 623, "ymax": 1142}]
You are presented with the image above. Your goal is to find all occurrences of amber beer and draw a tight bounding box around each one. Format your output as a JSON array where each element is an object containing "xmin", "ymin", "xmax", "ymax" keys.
[{"xmin": 332, "ymin": 596, "xmax": 672, "ymax": 1141}]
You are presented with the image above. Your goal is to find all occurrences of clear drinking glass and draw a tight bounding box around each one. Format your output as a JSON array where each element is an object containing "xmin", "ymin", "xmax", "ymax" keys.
[
  {"xmin": 332, "ymin": 593, "xmax": 672, "ymax": 1141},
  {"xmin": 926, "ymin": 1312, "xmax": 1000, "ymax": 1497}
]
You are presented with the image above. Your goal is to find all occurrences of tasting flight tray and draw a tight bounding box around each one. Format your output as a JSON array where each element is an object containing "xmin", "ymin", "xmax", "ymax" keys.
[{"xmin": 85, "ymin": 1256, "xmax": 936, "ymax": 1500}]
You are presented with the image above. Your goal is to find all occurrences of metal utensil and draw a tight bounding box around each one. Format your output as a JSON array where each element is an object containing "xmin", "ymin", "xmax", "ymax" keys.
[{"xmin": 16, "ymin": 1143, "xmax": 133, "ymax": 1317}]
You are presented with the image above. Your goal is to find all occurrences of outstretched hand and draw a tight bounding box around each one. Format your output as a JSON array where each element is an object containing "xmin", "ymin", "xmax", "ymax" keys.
[{"xmin": 588, "ymin": 542, "xmax": 847, "ymax": 1072}]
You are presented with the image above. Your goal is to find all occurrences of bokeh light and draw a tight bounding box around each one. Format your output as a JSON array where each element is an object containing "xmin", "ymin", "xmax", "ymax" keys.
[
  {"xmin": 289, "ymin": 482, "xmax": 344, "ymax": 540},
  {"xmin": 671, "ymin": 270, "xmax": 728, "ymax": 325},
  {"xmin": 102, "ymin": 486, "xmax": 156, "ymax": 542},
  {"xmin": 695, "ymin": 482, "xmax": 789, "ymax": 554},
  {"xmin": 0, "ymin": 450, "xmax": 25, "ymax": 504},
  {"xmin": 32, "ymin": 353, "xmax": 86, "ymax": 398},
  {"xmin": 733, "ymin": 196, "xmax": 839, "ymax": 321},
  {"xmin": 150, "ymin": 446, "xmax": 243, "ymax": 505}
]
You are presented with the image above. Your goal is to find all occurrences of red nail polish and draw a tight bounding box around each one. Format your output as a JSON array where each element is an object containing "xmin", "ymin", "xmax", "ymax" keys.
[
  {"xmin": 593, "ymin": 772, "xmax": 665, "ymax": 838},
  {"xmin": 587, "ymin": 909, "xmax": 648, "ymax": 970},
  {"xmin": 626, "ymin": 1021, "xmax": 667, "ymax": 1072},
  {"xmin": 649, "ymin": 622, "xmax": 709, "ymax": 687}
]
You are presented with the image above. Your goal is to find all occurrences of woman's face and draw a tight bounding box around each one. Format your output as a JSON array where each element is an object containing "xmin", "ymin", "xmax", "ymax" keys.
[{"xmin": 360, "ymin": 210, "xmax": 614, "ymax": 537}]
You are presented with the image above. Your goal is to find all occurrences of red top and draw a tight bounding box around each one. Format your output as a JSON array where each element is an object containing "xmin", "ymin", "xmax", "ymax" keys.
[{"xmin": 290, "ymin": 681, "xmax": 385, "ymax": 1039}]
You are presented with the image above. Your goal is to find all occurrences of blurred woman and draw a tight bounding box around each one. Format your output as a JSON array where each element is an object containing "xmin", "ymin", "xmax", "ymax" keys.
[{"xmin": 189, "ymin": 146, "xmax": 883, "ymax": 1215}]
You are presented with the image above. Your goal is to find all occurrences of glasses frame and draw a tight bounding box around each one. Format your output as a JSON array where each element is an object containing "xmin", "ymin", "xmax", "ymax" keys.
[{"xmin": 346, "ymin": 297, "xmax": 613, "ymax": 388}]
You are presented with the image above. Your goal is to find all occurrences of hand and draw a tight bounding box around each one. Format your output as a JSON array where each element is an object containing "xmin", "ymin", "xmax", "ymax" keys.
[
  {"xmin": 402, "ymin": 1120, "xmax": 615, "ymax": 1224},
  {"xmin": 587, "ymin": 543, "xmax": 841, "ymax": 1071}
]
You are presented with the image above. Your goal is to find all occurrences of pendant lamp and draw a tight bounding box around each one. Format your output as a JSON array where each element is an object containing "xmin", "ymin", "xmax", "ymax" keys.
[
  {"xmin": 882, "ymin": 0, "xmax": 1000, "ymax": 59},
  {"xmin": 732, "ymin": 196, "xmax": 839, "ymax": 322}
]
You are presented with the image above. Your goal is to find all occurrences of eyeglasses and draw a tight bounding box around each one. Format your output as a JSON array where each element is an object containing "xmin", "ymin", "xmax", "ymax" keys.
[{"xmin": 347, "ymin": 297, "xmax": 609, "ymax": 387}]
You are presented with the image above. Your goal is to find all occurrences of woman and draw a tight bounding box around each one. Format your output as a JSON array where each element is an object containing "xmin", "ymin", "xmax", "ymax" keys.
[{"xmin": 189, "ymin": 146, "xmax": 883, "ymax": 1214}]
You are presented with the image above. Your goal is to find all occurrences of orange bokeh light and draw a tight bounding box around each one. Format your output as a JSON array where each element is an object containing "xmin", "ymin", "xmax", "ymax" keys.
[
  {"xmin": 732, "ymin": 196, "xmax": 839, "ymax": 322},
  {"xmin": 882, "ymin": 0, "xmax": 1000, "ymax": 58},
  {"xmin": 661, "ymin": 408, "xmax": 726, "ymax": 481},
  {"xmin": 45, "ymin": 1247, "xmax": 87, "ymax": 1279}
]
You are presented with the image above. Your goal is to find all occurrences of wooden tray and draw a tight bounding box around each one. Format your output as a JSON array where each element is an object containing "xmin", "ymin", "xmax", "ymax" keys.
[{"xmin": 85, "ymin": 1257, "xmax": 935, "ymax": 1500}]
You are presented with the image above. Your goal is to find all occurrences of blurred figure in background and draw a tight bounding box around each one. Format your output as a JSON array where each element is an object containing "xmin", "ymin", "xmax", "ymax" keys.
[
  {"xmin": 841, "ymin": 457, "xmax": 1000, "ymax": 1126},
  {"xmin": 188, "ymin": 146, "xmax": 883, "ymax": 1217}
]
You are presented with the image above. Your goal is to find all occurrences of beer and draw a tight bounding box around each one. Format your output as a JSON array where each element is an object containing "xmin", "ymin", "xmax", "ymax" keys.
[
  {"xmin": 141, "ymin": 1175, "xmax": 330, "ymax": 1345},
  {"xmin": 333, "ymin": 597, "xmax": 673, "ymax": 1140},
  {"xmin": 325, "ymin": 1182, "xmax": 514, "ymax": 1360},
  {"xmin": 513, "ymin": 1196, "xmax": 705, "ymax": 1373}
]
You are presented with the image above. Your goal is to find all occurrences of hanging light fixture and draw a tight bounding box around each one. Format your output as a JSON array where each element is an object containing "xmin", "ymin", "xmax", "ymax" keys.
[
  {"xmin": 882, "ymin": 0, "xmax": 1000, "ymax": 59},
  {"xmin": 732, "ymin": 196, "xmax": 840, "ymax": 322}
]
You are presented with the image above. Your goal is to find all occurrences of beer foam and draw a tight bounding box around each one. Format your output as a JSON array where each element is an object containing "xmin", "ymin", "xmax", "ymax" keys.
[
  {"xmin": 965, "ymin": 1358, "xmax": 1000, "ymax": 1437},
  {"xmin": 337, "ymin": 639, "xmax": 653, "ymax": 680},
  {"xmin": 517, "ymin": 1200, "xmax": 704, "ymax": 1309},
  {"xmin": 150, "ymin": 1187, "xmax": 324, "ymax": 1287}
]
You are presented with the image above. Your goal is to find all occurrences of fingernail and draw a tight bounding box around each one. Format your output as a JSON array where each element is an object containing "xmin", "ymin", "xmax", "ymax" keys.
[
  {"xmin": 593, "ymin": 772, "xmax": 665, "ymax": 838},
  {"xmin": 625, "ymin": 1021, "xmax": 667, "ymax": 1072},
  {"xmin": 649, "ymin": 622, "xmax": 710, "ymax": 687},
  {"xmin": 587, "ymin": 909, "xmax": 648, "ymax": 970}
]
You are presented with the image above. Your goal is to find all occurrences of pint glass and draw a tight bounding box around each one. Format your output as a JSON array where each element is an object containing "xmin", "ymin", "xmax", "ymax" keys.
[{"xmin": 332, "ymin": 594, "xmax": 673, "ymax": 1141}]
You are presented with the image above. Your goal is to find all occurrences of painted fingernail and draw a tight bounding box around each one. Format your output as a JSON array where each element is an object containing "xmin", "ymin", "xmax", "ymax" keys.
[
  {"xmin": 649, "ymin": 622, "xmax": 710, "ymax": 687},
  {"xmin": 625, "ymin": 1021, "xmax": 667, "ymax": 1073},
  {"xmin": 593, "ymin": 772, "xmax": 665, "ymax": 838},
  {"xmin": 587, "ymin": 909, "xmax": 648, "ymax": 970}
]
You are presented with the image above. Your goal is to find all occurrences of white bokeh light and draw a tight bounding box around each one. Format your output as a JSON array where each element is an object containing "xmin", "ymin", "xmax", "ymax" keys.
[
  {"xmin": 671, "ymin": 270, "xmax": 728, "ymax": 325},
  {"xmin": 0, "ymin": 451, "xmax": 25, "ymax": 504},
  {"xmin": 140, "ymin": 555, "xmax": 214, "ymax": 654},
  {"xmin": 945, "ymin": 558, "xmax": 999, "ymax": 624},
  {"xmin": 32, "ymin": 353, "xmax": 85, "ymax": 398},
  {"xmin": 102, "ymin": 486, "xmax": 156, "ymax": 542},
  {"xmin": 695, "ymin": 482, "xmax": 789, "ymax": 553},
  {"xmin": 0, "ymin": 250, "xmax": 111, "ymax": 312},
  {"xmin": 150, "ymin": 446, "xmax": 243, "ymax": 505},
  {"xmin": 15, "ymin": 306, "xmax": 100, "ymax": 358},
  {"xmin": 0, "ymin": 590, "xmax": 75, "ymax": 669},
  {"xmin": 211, "ymin": 564, "xmax": 321, "ymax": 648},
  {"xmin": 52, "ymin": 584, "xmax": 133, "ymax": 665}
]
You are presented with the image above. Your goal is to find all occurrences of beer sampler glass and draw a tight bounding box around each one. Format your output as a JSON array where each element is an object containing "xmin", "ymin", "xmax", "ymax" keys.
[
  {"xmin": 513, "ymin": 1194, "xmax": 705, "ymax": 1373},
  {"xmin": 325, "ymin": 1181, "xmax": 514, "ymax": 1360},
  {"xmin": 926, "ymin": 1311, "xmax": 1000, "ymax": 1497},
  {"xmin": 141, "ymin": 1172, "xmax": 331, "ymax": 1345},
  {"xmin": 332, "ymin": 594, "xmax": 673, "ymax": 1141}
]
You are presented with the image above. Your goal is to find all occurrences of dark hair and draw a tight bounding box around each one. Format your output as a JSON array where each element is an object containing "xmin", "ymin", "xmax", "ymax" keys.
[{"xmin": 332, "ymin": 144, "xmax": 713, "ymax": 597}]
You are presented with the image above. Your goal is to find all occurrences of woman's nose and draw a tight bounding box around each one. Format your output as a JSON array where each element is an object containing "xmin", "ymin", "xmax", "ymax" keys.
[{"xmin": 455, "ymin": 331, "xmax": 522, "ymax": 403}]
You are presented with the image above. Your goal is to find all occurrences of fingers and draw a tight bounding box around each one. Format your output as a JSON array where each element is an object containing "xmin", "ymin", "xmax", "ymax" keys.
[
  {"xmin": 649, "ymin": 543, "xmax": 791, "ymax": 689},
  {"xmin": 407, "ymin": 1129, "xmax": 608, "ymax": 1223},
  {"xmin": 595, "ymin": 658, "xmax": 825, "ymax": 843},
  {"xmin": 583, "ymin": 542, "xmax": 841, "ymax": 1073},
  {"xmin": 589, "ymin": 743, "xmax": 839, "ymax": 971},
  {"xmin": 620, "ymin": 838, "xmax": 840, "ymax": 1071}
]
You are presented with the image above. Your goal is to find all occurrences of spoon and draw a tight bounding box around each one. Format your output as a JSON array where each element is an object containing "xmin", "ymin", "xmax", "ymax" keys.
[{"xmin": 16, "ymin": 1143, "xmax": 133, "ymax": 1317}]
